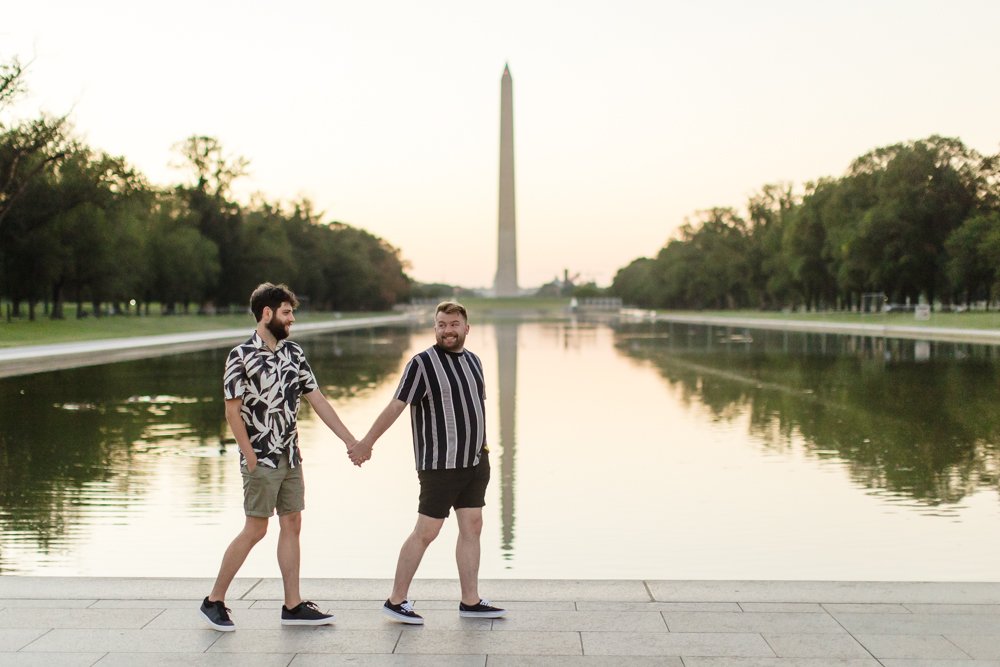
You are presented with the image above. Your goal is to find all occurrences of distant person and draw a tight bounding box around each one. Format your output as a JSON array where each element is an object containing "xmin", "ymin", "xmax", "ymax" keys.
[
  {"xmin": 200, "ymin": 282, "xmax": 357, "ymax": 631},
  {"xmin": 349, "ymin": 300, "xmax": 506, "ymax": 624}
]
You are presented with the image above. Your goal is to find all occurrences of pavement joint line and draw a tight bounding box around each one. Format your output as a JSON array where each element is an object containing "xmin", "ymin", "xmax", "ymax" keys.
[
  {"xmin": 140, "ymin": 607, "xmax": 166, "ymax": 629},
  {"xmin": 19, "ymin": 627, "xmax": 54, "ymax": 652},
  {"xmin": 942, "ymin": 633, "xmax": 974, "ymax": 659},
  {"xmin": 239, "ymin": 578, "xmax": 265, "ymax": 600},
  {"xmin": 205, "ymin": 630, "xmax": 225, "ymax": 653},
  {"xmin": 390, "ymin": 628, "xmax": 403, "ymax": 654},
  {"xmin": 758, "ymin": 631, "xmax": 779, "ymax": 658},
  {"xmin": 643, "ymin": 580, "xmax": 654, "ymax": 602},
  {"xmin": 829, "ymin": 610, "xmax": 879, "ymax": 663}
]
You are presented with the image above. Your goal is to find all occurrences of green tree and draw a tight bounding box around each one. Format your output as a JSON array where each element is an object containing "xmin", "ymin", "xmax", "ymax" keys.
[
  {"xmin": 318, "ymin": 223, "xmax": 410, "ymax": 310},
  {"xmin": 38, "ymin": 149, "xmax": 152, "ymax": 318},
  {"xmin": 0, "ymin": 167, "xmax": 64, "ymax": 319},
  {"xmin": 681, "ymin": 208, "xmax": 750, "ymax": 309},
  {"xmin": 945, "ymin": 212, "xmax": 1000, "ymax": 305},
  {"xmin": 0, "ymin": 58, "xmax": 71, "ymax": 229},
  {"xmin": 611, "ymin": 257, "xmax": 657, "ymax": 307},
  {"xmin": 145, "ymin": 193, "xmax": 220, "ymax": 313},
  {"xmin": 781, "ymin": 179, "xmax": 840, "ymax": 310},
  {"xmin": 842, "ymin": 136, "xmax": 983, "ymax": 304},
  {"xmin": 172, "ymin": 135, "xmax": 249, "ymax": 308},
  {"xmin": 747, "ymin": 183, "xmax": 797, "ymax": 309}
]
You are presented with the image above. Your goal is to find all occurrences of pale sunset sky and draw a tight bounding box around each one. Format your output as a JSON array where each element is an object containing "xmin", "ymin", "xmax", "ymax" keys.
[{"xmin": 5, "ymin": 0, "xmax": 999, "ymax": 288}]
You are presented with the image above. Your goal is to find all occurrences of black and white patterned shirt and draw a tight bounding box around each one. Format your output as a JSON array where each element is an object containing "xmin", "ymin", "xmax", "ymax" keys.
[
  {"xmin": 394, "ymin": 345, "xmax": 487, "ymax": 471},
  {"xmin": 223, "ymin": 332, "xmax": 318, "ymax": 468}
]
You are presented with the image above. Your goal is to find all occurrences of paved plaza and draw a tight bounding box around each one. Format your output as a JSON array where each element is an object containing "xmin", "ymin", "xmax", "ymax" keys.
[{"xmin": 1, "ymin": 578, "xmax": 999, "ymax": 665}]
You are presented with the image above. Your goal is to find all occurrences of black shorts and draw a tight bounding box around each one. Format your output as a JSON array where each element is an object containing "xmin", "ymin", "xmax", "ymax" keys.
[{"xmin": 417, "ymin": 451, "xmax": 490, "ymax": 519}]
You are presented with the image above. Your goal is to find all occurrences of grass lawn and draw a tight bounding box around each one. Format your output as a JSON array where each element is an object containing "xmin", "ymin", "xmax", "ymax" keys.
[{"xmin": 0, "ymin": 308, "xmax": 376, "ymax": 348}]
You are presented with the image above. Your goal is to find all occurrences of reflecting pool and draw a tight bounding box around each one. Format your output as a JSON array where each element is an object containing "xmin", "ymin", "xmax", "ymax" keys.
[{"xmin": 1, "ymin": 319, "xmax": 999, "ymax": 580}]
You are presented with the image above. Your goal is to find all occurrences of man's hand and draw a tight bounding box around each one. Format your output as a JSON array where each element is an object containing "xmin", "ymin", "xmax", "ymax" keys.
[
  {"xmin": 348, "ymin": 438, "xmax": 373, "ymax": 467},
  {"xmin": 244, "ymin": 452, "xmax": 258, "ymax": 473},
  {"xmin": 347, "ymin": 398, "xmax": 405, "ymax": 467}
]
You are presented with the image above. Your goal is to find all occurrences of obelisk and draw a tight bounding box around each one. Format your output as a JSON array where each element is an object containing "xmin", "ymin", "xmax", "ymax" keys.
[{"xmin": 494, "ymin": 64, "xmax": 519, "ymax": 297}]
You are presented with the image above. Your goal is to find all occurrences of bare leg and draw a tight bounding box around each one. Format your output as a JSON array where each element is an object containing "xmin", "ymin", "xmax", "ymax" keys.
[
  {"xmin": 277, "ymin": 511, "xmax": 303, "ymax": 608},
  {"xmin": 209, "ymin": 516, "xmax": 268, "ymax": 602},
  {"xmin": 389, "ymin": 514, "xmax": 444, "ymax": 604},
  {"xmin": 455, "ymin": 508, "xmax": 483, "ymax": 605}
]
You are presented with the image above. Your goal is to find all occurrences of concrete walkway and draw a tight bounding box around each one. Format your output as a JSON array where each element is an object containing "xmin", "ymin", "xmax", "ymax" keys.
[
  {"xmin": 1, "ymin": 578, "xmax": 999, "ymax": 665},
  {"xmin": 0, "ymin": 314, "xmax": 415, "ymax": 378},
  {"xmin": 642, "ymin": 312, "xmax": 1000, "ymax": 347}
]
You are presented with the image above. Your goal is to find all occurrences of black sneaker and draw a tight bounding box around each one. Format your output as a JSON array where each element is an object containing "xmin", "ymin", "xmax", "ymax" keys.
[
  {"xmin": 459, "ymin": 598, "xmax": 506, "ymax": 618},
  {"xmin": 281, "ymin": 600, "xmax": 335, "ymax": 626},
  {"xmin": 200, "ymin": 596, "xmax": 235, "ymax": 631},
  {"xmin": 382, "ymin": 598, "xmax": 424, "ymax": 624}
]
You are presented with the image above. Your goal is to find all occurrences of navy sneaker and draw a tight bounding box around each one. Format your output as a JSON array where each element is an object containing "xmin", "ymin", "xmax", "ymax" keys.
[
  {"xmin": 281, "ymin": 600, "xmax": 334, "ymax": 626},
  {"xmin": 459, "ymin": 598, "xmax": 506, "ymax": 618},
  {"xmin": 200, "ymin": 596, "xmax": 235, "ymax": 631},
  {"xmin": 382, "ymin": 598, "xmax": 424, "ymax": 624}
]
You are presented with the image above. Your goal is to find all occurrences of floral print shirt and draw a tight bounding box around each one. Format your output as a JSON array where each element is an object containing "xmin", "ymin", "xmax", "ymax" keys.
[{"xmin": 223, "ymin": 332, "xmax": 318, "ymax": 468}]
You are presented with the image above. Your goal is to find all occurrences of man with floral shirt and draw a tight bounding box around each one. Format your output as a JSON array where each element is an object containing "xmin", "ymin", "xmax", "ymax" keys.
[{"xmin": 200, "ymin": 282, "xmax": 356, "ymax": 631}]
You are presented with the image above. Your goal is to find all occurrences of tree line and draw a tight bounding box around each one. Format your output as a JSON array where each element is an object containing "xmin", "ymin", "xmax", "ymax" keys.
[
  {"xmin": 612, "ymin": 135, "xmax": 1000, "ymax": 311},
  {"xmin": 0, "ymin": 58, "xmax": 410, "ymax": 320}
]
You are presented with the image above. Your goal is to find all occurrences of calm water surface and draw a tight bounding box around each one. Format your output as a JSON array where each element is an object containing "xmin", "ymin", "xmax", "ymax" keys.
[{"xmin": 1, "ymin": 319, "xmax": 999, "ymax": 579}]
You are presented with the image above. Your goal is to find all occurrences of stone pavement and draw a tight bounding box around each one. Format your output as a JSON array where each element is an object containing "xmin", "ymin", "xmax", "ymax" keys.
[{"xmin": 1, "ymin": 578, "xmax": 1000, "ymax": 665}]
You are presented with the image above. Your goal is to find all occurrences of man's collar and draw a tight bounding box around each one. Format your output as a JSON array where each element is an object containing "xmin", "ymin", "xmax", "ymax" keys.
[
  {"xmin": 250, "ymin": 330, "xmax": 284, "ymax": 352},
  {"xmin": 434, "ymin": 343, "xmax": 465, "ymax": 357}
]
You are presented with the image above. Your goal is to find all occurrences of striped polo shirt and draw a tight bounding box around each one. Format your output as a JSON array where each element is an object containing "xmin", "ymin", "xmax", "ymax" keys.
[{"xmin": 394, "ymin": 344, "xmax": 487, "ymax": 471}]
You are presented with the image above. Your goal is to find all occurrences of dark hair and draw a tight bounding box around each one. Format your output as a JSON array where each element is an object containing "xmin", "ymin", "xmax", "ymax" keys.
[
  {"xmin": 250, "ymin": 282, "xmax": 299, "ymax": 322},
  {"xmin": 435, "ymin": 300, "xmax": 468, "ymax": 321}
]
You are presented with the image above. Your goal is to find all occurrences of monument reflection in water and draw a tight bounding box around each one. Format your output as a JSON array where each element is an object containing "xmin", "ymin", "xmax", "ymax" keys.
[
  {"xmin": 1, "ymin": 319, "xmax": 1000, "ymax": 580},
  {"xmin": 495, "ymin": 321, "xmax": 517, "ymax": 563}
]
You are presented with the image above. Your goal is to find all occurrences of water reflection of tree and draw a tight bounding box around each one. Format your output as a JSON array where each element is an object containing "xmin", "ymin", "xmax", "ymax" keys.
[
  {"xmin": 300, "ymin": 330, "xmax": 411, "ymax": 401},
  {"xmin": 615, "ymin": 323, "xmax": 1000, "ymax": 505},
  {"xmin": 0, "ymin": 327, "xmax": 410, "ymax": 572}
]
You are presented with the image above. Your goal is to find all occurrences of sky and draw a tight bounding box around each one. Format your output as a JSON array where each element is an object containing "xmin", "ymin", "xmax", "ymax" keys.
[{"xmin": 5, "ymin": 0, "xmax": 1000, "ymax": 289}]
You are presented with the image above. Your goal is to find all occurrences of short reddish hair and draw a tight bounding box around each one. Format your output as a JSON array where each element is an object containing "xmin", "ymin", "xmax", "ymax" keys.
[{"xmin": 435, "ymin": 300, "xmax": 468, "ymax": 321}]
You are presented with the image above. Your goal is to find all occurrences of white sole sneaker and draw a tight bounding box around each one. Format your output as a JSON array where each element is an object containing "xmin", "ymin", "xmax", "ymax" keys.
[
  {"xmin": 200, "ymin": 611, "xmax": 236, "ymax": 632},
  {"xmin": 382, "ymin": 606, "xmax": 424, "ymax": 624},
  {"xmin": 281, "ymin": 617, "xmax": 335, "ymax": 626},
  {"xmin": 459, "ymin": 609, "xmax": 507, "ymax": 619}
]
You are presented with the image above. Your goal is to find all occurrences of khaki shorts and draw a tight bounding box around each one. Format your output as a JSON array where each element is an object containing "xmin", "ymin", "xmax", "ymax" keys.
[{"xmin": 241, "ymin": 452, "xmax": 305, "ymax": 517}]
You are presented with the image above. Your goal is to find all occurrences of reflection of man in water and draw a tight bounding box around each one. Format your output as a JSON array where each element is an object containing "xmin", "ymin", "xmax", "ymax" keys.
[
  {"xmin": 349, "ymin": 301, "xmax": 506, "ymax": 625},
  {"xmin": 199, "ymin": 282, "xmax": 357, "ymax": 632}
]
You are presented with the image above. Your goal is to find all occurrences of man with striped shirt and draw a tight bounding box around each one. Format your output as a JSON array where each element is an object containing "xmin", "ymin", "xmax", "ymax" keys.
[{"xmin": 350, "ymin": 301, "xmax": 506, "ymax": 624}]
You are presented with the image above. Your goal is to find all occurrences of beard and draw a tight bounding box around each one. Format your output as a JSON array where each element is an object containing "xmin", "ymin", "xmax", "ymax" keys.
[
  {"xmin": 267, "ymin": 318, "xmax": 290, "ymax": 341},
  {"xmin": 436, "ymin": 330, "xmax": 466, "ymax": 350}
]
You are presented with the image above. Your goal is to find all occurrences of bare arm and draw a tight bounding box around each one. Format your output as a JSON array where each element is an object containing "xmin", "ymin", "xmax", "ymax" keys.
[
  {"xmin": 225, "ymin": 398, "xmax": 257, "ymax": 471},
  {"xmin": 349, "ymin": 397, "xmax": 407, "ymax": 465},
  {"xmin": 305, "ymin": 389, "xmax": 356, "ymax": 448}
]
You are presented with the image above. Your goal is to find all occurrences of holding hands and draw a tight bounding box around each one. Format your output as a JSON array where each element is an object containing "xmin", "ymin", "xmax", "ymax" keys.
[{"xmin": 347, "ymin": 438, "xmax": 373, "ymax": 467}]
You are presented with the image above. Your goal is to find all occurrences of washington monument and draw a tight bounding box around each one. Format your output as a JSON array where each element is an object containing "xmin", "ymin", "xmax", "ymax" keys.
[{"xmin": 494, "ymin": 64, "xmax": 519, "ymax": 297}]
